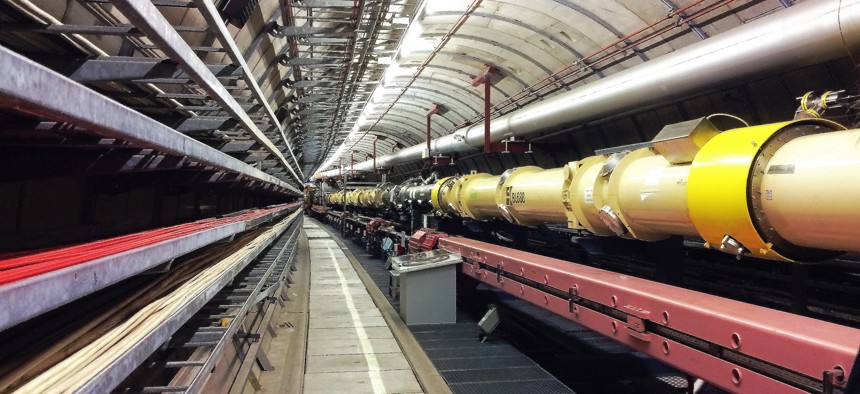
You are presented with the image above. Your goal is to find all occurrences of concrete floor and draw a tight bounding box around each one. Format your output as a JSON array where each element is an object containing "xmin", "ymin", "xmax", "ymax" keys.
[{"xmin": 258, "ymin": 220, "xmax": 427, "ymax": 394}]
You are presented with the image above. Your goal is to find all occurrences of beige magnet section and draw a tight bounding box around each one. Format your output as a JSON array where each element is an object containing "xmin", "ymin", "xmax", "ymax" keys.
[
  {"xmin": 495, "ymin": 166, "xmax": 568, "ymax": 226},
  {"xmin": 367, "ymin": 187, "xmax": 386, "ymax": 208},
  {"xmin": 593, "ymin": 152, "xmax": 629, "ymax": 237},
  {"xmin": 358, "ymin": 189, "xmax": 370, "ymax": 207},
  {"xmin": 444, "ymin": 176, "xmax": 467, "ymax": 215},
  {"xmin": 561, "ymin": 161, "xmax": 579, "ymax": 228},
  {"xmin": 453, "ymin": 173, "xmax": 502, "ymax": 221},
  {"xmin": 565, "ymin": 155, "xmax": 614, "ymax": 236},
  {"xmin": 350, "ymin": 189, "xmax": 362, "ymax": 206},
  {"xmin": 605, "ymin": 149, "xmax": 698, "ymax": 241},
  {"xmin": 760, "ymin": 129, "xmax": 860, "ymax": 253},
  {"xmin": 433, "ymin": 177, "xmax": 458, "ymax": 216}
]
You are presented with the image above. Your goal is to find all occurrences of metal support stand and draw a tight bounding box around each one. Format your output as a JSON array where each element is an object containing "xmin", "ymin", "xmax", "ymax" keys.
[
  {"xmin": 650, "ymin": 235, "xmax": 685, "ymax": 286},
  {"xmin": 536, "ymin": 224, "xmax": 587, "ymax": 261},
  {"xmin": 791, "ymin": 264, "xmax": 809, "ymax": 315}
]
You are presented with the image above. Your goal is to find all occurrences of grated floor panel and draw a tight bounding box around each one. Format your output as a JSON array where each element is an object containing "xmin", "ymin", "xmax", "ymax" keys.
[{"xmin": 334, "ymin": 229, "xmax": 575, "ymax": 394}]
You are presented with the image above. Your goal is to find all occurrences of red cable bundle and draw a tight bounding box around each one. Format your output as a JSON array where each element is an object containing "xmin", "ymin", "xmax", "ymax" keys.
[{"xmin": 0, "ymin": 203, "xmax": 300, "ymax": 286}]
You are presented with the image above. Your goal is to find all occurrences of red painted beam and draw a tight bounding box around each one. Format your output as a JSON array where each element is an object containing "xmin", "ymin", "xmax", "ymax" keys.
[
  {"xmin": 427, "ymin": 103, "xmax": 442, "ymax": 116},
  {"xmin": 438, "ymin": 236, "xmax": 859, "ymax": 393},
  {"xmin": 471, "ymin": 65, "xmax": 495, "ymax": 87}
]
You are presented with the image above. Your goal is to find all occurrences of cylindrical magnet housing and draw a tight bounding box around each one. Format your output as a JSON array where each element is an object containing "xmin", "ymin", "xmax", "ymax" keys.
[
  {"xmin": 454, "ymin": 173, "xmax": 502, "ymax": 220},
  {"xmin": 496, "ymin": 166, "xmax": 567, "ymax": 226},
  {"xmin": 760, "ymin": 129, "xmax": 860, "ymax": 254},
  {"xmin": 567, "ymin": 156, "xmax": 614, "ymax": 235},
  {"xmin": 607, "ymin": 149, "xmax": 698, "ymax": 240}
]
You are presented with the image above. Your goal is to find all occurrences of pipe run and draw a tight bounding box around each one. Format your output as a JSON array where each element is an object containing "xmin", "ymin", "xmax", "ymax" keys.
[
  {"xmin": 318, "ymin": 0, "xmax": 860, "ymax": 177},
  {"xmin": 325, "ymin": 115, "xmax": 860, "ymax": 263}
]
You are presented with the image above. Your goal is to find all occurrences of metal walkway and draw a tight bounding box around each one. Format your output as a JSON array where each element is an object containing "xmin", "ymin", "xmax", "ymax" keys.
[
  {"xmin": 332, "ymin": 224, "xmax": 575, "ymax": 394},
  {"xmin": 302, "ymin": 221, "xmax": 424, "ymax": 393}
]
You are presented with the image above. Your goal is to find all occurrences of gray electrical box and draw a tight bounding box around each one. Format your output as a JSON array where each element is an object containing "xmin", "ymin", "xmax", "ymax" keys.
[
  {"xmin": 477, "ymin": 305, "xmax": 501, "ymax": 342},
  {"xmin": 388, "ymin": 249, "xmax": 462, "ymax": 325}
]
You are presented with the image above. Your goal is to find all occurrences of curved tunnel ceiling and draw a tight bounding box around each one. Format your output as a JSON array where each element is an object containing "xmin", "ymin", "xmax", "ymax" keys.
[
  {"xmin": 0, "ymin": 0, "xmax": 799, "ymax": 185},
  {"xmin": 300, "ymin": 0, "xmax": 797, "ymax": 177}
]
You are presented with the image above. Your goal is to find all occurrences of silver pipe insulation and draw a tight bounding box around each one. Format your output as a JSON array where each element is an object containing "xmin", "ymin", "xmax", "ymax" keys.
[{"xmin": 318, "ymin": 0, "xmax": 860, "ymax": 178}]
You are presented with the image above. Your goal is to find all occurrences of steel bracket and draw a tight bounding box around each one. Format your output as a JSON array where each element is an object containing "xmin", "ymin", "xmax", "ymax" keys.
[
  {"xmin": 235, "ymin": 329, "xmax": 262, "ymax": 343},
  {"xmin": 822, "ymin": 367, "xmax": 846, "ymax": 394},
  {"xmin": 568, "ymin": 286, "xmax": 579, "ymax": 315},
  {"xmin": 142, "ymin": 258, "xmax": 175, "ymax": 275}
]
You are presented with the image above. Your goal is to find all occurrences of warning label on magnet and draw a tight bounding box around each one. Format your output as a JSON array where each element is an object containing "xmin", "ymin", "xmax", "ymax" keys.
[{"xmin": 767, "ymin": 164, "xmax": 795, "ymax": 175}]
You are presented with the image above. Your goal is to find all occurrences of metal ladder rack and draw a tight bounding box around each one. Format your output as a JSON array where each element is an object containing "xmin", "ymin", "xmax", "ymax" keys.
[{"xmin": 133, "ymin": 217, "xmax": 303, "ymax": 394}]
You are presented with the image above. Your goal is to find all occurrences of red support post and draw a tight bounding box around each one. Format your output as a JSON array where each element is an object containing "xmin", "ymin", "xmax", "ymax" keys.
[
  {"xmin": 372, "ymin": 136, "xmax": 377, "ymax": 174},
  {"xmin": 483, "ymin": 75, "xmax": 491, "ymax": 153},
  {"xmin": 350, "ymin": 151, "xmax": 354, "ymax": 173},
  {"xmin": 471, "ymin": 66, "xmax": 495, "ymax": 153},
  {"xmin": 426, "ymin": 104, "xmax": 441, "ymax": 159},
  {"xmin": 426, "ymin": 114, "xmax": 432, "ymax": 157}
]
